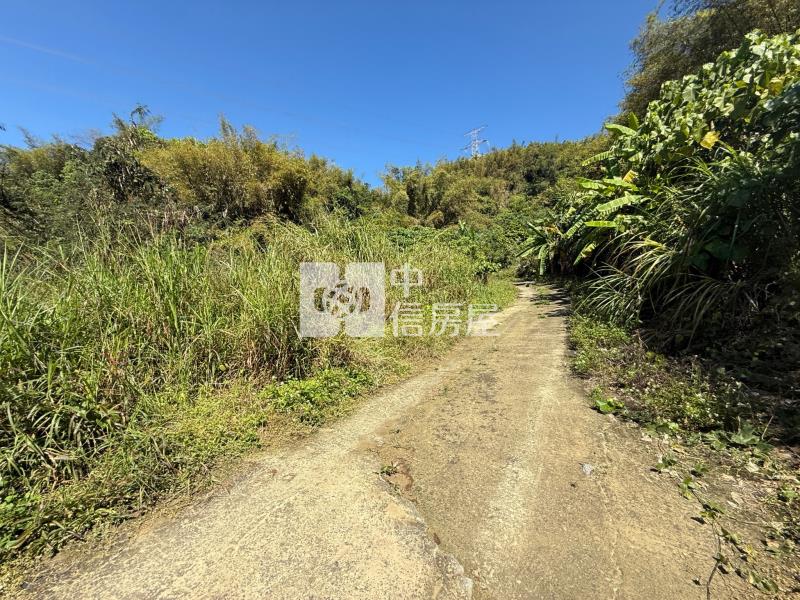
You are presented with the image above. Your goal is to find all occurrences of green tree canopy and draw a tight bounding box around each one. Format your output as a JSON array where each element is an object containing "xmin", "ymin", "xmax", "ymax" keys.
[{"xmin": 623, "ymin": 0, "xmax": 800, "ymax": 116}]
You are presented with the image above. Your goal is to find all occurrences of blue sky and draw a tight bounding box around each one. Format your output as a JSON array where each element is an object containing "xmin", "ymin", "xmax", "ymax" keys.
[{"xmin": 1, "ymin": 1, "xmax": 658, "ymax": 185}]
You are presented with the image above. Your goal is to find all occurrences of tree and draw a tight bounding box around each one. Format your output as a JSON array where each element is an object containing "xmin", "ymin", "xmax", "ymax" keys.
[{"xmin": 623, "ymin": 0, "xmax": 800, "ymax": 116}]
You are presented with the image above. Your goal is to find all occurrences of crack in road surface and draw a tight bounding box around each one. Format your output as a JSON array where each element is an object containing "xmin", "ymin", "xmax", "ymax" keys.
[{"xmin": 25, "ymin": 286, "xmax": 751, "ymax": 599}]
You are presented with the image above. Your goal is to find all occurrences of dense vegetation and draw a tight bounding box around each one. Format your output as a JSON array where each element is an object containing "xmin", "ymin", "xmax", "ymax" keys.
[
  {"xmin": 523, "ymin": 30, "xmax": 800, "ymax": 376},
  {"xmin": 624, "ymin": 0, "xmax": 800, "ymax": 116},
  {"xmin": 1, "ymin": 0, "xmax": 798, "ymax": 584},
  {"xmin": 0, "ymin": 115, "xmax": 535, "ymax": 559},
  {"xmin": 0, "ymin": 215, "xmax": 515, "ymax": 558},
  {"xmin": 379, "ymin": 137, "xmax": 608, "ymax": 273},
  {"xmin": 0, "ymin": 113, "xmax": 381, "ymax": 245}
]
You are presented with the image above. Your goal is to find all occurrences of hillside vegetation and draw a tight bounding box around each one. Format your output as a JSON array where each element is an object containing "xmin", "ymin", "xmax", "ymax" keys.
[
  {"xmin": 0, "ymin": 214, "xmax": 516, "ymax": 558},
  {"xmin": 0, "ymin": 0, "xmax": 798, "ymax": 588},
  {"xmin": 525, "ymin": 30, "xmax": 800, "ymax": 353},
  {"xmin": 624, "ymin": 0, "xmax": 800, "ymax": 115},
  {"xmin": 1, "ymin": 117, "xmax": 554, "ymax": 559},
  {"xmin": 537, "ymin": 25, "xmax": 800, "ymax": 592}
]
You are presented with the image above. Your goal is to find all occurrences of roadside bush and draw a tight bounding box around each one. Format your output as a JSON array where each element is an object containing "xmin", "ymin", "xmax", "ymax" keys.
[
  {"xmin": 524, "ymin": 30, "xmax": 800, "ymax": 345},
  {"xmin": 139, "ymin": 122, "xmax": 309, "ymax": 223}
]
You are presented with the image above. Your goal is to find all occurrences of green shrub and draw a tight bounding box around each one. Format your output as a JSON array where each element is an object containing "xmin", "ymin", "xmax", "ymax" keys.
[
  {"xmin": 532, "ymin": 30, "xmax": 800, "ymax": 343},
  {"xmin": 139, "ymin": 122, "xmax": 309, "ymax": 223}
]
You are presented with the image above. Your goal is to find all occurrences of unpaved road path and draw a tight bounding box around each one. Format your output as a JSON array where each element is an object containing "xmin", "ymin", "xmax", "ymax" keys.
[{"xmin": 26, "ymin": 286, "xmax": 751, "ymax": 599}]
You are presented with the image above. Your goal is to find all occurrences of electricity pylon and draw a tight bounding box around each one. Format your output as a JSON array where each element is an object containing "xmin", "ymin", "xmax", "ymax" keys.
[{"xmin": 462, "ymin": 126, "xmax": 489, "ymax": 158}]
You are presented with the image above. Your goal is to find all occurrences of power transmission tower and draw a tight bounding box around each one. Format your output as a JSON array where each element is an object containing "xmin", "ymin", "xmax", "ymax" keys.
[{"xmin": 462, "ymin": 126, "xmax": 489, "ymax": 158}]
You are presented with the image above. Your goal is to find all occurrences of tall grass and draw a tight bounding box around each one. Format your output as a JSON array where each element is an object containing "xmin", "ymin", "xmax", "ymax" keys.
[{"xmin": 0, "ymin": 215, "xmax": 515, "ymax": 559}]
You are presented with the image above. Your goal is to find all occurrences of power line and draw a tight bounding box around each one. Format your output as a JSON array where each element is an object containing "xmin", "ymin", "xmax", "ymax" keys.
[{"xmin": 462, "ymin": 125, "xmax": 489, "ymax": 158}]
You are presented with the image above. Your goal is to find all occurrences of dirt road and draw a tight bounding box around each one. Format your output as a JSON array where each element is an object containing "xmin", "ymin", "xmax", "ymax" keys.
[{"xmin": 26, "ymin": 286, "xmax": 750, "ymax": 599}]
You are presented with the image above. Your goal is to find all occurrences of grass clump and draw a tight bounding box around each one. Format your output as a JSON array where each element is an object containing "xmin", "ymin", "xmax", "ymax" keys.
[{"xmin": 268, "ymin": 368, "xmax": 372, "ymax": 426}]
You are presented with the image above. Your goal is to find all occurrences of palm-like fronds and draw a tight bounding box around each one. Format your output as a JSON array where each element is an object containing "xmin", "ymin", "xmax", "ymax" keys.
[{"xmin": 536, "ymin": 31, "xmax": 800, "ymax": 342}]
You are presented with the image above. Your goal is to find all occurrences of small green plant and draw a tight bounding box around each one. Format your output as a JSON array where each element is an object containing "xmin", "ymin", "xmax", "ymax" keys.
[
  {"xmin": 699, "ymin": 499, "xmax": 726, "ymax": 522},
  {"xmin": 679, "ymin": 476, "xmax": 698, "ymax": 499},
  {"xmin": 653, "ymin": 453, "xmax": 678, "ymax": 473},
  {"xmin": 778, "ymin": 487, "xmax": 798, "ymax": 504},
  {"xmin": 591, "ymin": 387, "xmax": 624, "ymax": 414},
  {"xmin": 379, "ymin": 463, "xmax": 399, "ymax": 477},
  {"xmin": 727, "ymin": 421, "xmax": 761, "ymax": 447},
  {"xmin": 689, "ymin": 462, "xmax": 708, "ymax": 477}
]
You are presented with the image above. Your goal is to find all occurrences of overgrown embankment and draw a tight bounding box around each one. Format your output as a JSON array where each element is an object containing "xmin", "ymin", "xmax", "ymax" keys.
[
  {"xmin": 1, "ymin": 103, "xmax": 533, "ymax": 565},
  {"xmin": 519, "ymin": 29, "xmax": 800, "ymax": 438},
  {"xmin": 0, "ymin": 215, "xmax": 514, "ymax": 563},
  {"xmin": 523, "ymin": 30, "xmax": 800, "ymax": 348},
  {"xmin": 522, "ymin": 28, "xmax": 800, "ymax": 595}
]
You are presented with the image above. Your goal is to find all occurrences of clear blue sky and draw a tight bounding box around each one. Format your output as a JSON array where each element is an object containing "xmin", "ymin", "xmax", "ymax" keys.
[{"xmin": 1, "ymin": 1, "xmax": 658, "ymax": 185}]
